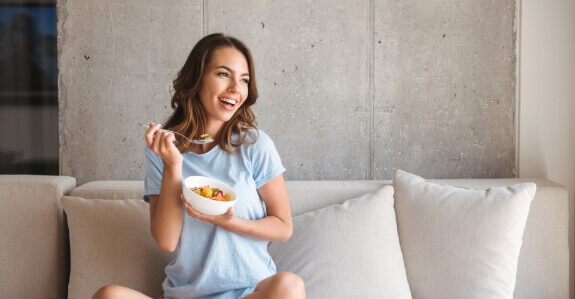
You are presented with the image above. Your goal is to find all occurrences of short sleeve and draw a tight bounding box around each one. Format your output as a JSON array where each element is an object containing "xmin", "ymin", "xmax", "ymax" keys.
[
  {"xmin": 250, "ymin": 131, "xmax": 286, "ymax": 189},
  {"xmin": 143, "ymin": 146, "xmax": 164, "ymax": 202}
]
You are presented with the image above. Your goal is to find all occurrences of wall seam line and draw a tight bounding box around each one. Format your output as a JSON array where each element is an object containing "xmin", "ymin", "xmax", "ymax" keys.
[
  {"xmin": 202, "ymin": 0, "xmax": 208, "ymax": 36},
  {"xmin": 515, "ymin": 0, "xmax": 522, "ymax": 178},
  {"xmin": 368, "ymin": 0, "xmax": 375, "ymax": 180}
]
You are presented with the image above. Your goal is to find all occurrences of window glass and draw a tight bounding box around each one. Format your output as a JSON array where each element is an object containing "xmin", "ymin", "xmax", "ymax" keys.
[{"xmin": 0, "ymin": 1, "xmax": 58, "ymax": 174}]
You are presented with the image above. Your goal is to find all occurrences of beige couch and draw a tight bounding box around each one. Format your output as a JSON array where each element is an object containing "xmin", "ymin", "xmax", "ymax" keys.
[{"xmin": 0, "ymin": 171, "xmax": 570, "ymax": 298}]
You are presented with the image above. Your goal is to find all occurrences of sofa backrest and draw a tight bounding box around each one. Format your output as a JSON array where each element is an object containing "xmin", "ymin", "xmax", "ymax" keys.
[
  {"xmin": 1, "ymin": 176, "xmax": 568, "ymax": 298},
  {"xmin": 0, "ymin": 175, "xmax": 76, "ymax": 299}
]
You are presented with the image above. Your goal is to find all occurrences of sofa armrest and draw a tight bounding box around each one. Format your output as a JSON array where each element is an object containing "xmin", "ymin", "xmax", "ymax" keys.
[{"xmin": 0, "ymin": 175, "xmax": 76, "ymax": 299}]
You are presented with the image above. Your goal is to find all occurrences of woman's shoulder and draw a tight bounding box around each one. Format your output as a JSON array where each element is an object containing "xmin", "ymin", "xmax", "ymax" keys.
[
  {"xmin": 241, "ymin": 128, "xmax": 274, "ymax": 144},
  {"xmin": 231, "ymin": 128, "xmax": 259, "ymax": 141},
  {"xmin": 233, "ymin": 129, "xmax": 276, "ymax": 152}
]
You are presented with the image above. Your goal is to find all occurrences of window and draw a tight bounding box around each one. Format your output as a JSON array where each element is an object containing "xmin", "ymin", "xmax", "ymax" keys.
[{"xmin": 0, "ymin": 0, "xmax": 58, "ymax": 174}]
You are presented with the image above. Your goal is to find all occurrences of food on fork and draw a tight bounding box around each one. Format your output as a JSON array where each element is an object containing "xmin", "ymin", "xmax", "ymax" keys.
[{"xmin": 200, "ymin": 134, "xmax": 213, "ymax": 141}]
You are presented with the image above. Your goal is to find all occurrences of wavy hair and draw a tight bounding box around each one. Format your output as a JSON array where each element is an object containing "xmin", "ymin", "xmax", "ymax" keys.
[{"xmin": 162, "ymin": 33, "xmax": 258, "ymax": 154}]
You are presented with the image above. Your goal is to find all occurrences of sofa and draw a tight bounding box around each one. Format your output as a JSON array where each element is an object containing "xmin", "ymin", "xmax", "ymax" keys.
[{"xmin": 0, "ymin": 169, "xmax": 570, "ymax": 299}]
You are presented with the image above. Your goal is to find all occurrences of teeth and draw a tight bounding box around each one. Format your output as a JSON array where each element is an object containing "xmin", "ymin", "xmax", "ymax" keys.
[{"xmin": 219, "ymin": 98, "xmax": 237, "ymax": 105}]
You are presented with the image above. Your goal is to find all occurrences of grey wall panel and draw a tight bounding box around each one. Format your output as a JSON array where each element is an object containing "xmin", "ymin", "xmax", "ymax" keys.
[
  {"xmin": 58, "ymin": 1, "xmax": 203, "ymax": 182},
  {"xmin": 205, "ymin": 0, "xmax": 372, "ymax": 180},
  {"xmin": 372, "ymin": 0, "xmax": 516, "ymax": 179}
]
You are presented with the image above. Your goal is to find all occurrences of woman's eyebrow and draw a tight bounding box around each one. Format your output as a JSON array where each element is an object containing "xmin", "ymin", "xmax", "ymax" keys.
[{"xmin": 216, "ymin": 65, "xmax": 250, "ymax": 77}]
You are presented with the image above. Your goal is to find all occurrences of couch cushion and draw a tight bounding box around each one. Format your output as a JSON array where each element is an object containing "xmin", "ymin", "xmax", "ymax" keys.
[
  {"xmin": 69, "ymin": 180, "xmax": 144, "ymax": 200},
  {"xmin": 393, "ymin": 169, "xmax": 535, "ymax": 298},
  {"xmin": 61, "ymin": 196, "xmax": 174, "ymax": 298},
  {"xmin": 268, "ymin": 185, "xmax": 412, "ymax": 298}
]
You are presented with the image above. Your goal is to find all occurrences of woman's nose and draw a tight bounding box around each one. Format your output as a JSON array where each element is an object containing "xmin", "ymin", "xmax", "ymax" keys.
[{"xmin": 227, "ymin": 79, "xmax": 240, "ymax": 93}]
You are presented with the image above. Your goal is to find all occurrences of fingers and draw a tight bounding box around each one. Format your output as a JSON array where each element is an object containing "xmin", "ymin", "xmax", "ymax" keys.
[
  {"xmin": 144, "ymin": 121, "xmax": 162, "ymax": 147},
  {"xmin": 144, "ymin": 121, "xmax": 174, "ymax": 147},
  {"xmin": 182, "ymin": 198, "xmax": 205, "ymax": 221},
  {"xmin": 181, "ymin": 196, "xmax": 235, "ymax": 225},
  {"xmin": 225, "ymin": 207, "xmax": 234, "ymax": 216},
  {"xmin": 157, "ymin": 130, "xmax": 176, "ymax": 153},
  {"xmin": 144, "ymin": 122, "xmax": 178, "ymax": 156}
]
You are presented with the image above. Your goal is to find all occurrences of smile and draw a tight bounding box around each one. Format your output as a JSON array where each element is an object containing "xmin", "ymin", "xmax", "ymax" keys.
[{"xmin": 219, "ymin": 98, "xmax": 237, "ymax": 107}]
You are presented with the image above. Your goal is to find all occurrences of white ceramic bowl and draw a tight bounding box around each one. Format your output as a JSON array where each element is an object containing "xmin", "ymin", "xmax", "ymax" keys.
[{"xmin": 182, "ymin": 176, "xmax": 237, "ymax": 215}]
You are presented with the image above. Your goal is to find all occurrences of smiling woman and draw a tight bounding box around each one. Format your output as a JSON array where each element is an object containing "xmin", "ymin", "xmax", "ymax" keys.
[
  {"xmin": 92, "ymin": 33, "xmax": 306, "ymax": 299},
  {"xmin": 197, "ymin": 47, "xmax": 250, "ymax": 142},
  {"xmin": 162, "ymin": 34, "xmax": 260, "ymax": 156}
]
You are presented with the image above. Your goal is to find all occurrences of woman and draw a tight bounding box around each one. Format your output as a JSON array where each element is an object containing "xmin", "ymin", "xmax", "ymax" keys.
[{"xmin": 93, "ymin": 33, "xmax": 305, "ymax": 298}]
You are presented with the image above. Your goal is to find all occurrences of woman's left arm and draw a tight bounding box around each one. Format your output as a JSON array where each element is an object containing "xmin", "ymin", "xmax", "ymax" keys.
[
  {"xmin": 183, "ymin": 174, "xmax": 293, "ymax": 242},
  {"xmin": 253, "ymin": 173, "xmax": 293, "ymax": 241}
]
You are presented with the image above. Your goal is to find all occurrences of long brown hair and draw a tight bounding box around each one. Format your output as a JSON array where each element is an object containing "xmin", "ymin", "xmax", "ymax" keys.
[{"xmin": 163, "ymin": 33, "xmax": 258, "ymax": 154}]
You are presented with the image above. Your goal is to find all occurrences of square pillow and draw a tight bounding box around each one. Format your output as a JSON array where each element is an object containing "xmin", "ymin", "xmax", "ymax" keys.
[
  {"xmin": 393, "ymin": 169, "xmax": 536, "ymax": 298},
  {"xmin": 268, "ymin": 185, "xmax": 412, "ymax": 298},
  {"xmin": 61, "ymin": 196, "xmax": 175, "ymax": 298}
]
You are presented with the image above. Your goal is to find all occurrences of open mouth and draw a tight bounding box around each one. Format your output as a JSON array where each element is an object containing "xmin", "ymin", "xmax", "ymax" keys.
[{"xmin": 219, "ymin": 98, "xmax": 237, "ymax": 108}]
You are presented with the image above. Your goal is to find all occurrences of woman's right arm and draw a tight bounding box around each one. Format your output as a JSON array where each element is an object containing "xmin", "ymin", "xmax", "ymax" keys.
[{"xmin": 145, "ymin": 122, "xmax": 184, "ymax": 253}]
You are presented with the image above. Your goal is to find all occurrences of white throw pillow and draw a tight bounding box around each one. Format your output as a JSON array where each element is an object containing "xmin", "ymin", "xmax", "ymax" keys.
[
  {"xmin": 61, "ymin": 196, "xmax": 175, "ymax": 299},
  {"xmin": 393, "ymin": 169, "xmax": 536, "ymax": 299},
  {"xmin": 268, "ymin": 185, "xmax": 412, "ymax": 299}
]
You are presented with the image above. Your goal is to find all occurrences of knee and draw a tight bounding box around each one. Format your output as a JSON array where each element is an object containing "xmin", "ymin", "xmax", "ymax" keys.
[
  {"xmin": 274, "ymin": 271, "xmax": 306, "ymax": 298},
  {"xmin": 92, "ymin": 284, "xmax": 122, "ymax": 299}
]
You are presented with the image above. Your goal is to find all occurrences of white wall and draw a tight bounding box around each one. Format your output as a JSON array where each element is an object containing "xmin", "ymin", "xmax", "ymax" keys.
[{"xmin": 519, "ymin": 0, "xmax": 575, "ymax": 297}]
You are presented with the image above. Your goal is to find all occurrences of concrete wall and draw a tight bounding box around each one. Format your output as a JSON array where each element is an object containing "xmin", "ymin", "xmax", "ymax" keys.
[{"xmin": 57, "ymin": 0, "xmax": 517, "ymax": 185}]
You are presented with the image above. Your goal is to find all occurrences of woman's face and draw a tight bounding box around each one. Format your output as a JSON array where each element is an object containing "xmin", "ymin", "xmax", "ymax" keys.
[{"xmin": 198, "ymin": 47, "xmax": 250, "ymax": 128}]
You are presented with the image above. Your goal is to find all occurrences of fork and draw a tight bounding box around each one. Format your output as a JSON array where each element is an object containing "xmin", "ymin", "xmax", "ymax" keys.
[{"xmin": 139, "ymin": 123, "xmax": 214, "ymax": 145}]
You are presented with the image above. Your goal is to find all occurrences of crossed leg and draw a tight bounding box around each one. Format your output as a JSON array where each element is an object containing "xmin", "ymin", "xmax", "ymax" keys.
[
  {"xmin": 92, "ymin": 271, "xmax": 305, "ymax": 299},
  {"xmin": 92, "ymin": 285, "xmax": 151, "ymax": 299},
  {"xmin": 244, "ymin": 271, "xmax": 305, "ymax": 299}
]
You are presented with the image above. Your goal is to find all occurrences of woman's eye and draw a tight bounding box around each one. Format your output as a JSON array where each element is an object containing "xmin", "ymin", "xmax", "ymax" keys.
[
  {"xmin": 217, "ymin": 72, "xmax": 229, "ymax": 78},
  {"xmin": 241, "ymin": 78, "xmax": 249, "ymax": 84}
]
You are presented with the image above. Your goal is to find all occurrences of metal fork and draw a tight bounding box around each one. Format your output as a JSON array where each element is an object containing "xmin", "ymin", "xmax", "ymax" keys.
[{"xmin": 139, "ymin": 123, "xmax": 214, "ymax": 145}]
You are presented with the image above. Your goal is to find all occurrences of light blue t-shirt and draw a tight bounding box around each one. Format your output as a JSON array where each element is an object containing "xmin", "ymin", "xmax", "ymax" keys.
[{"xmin": 143, "ymin": 129, "xmax": 286, "ymax": 299}]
